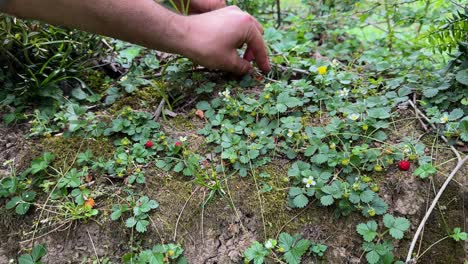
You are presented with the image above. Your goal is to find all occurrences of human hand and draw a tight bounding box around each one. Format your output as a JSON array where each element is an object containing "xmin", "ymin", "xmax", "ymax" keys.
[
  {"xmin": 180, "ymin": 6, "xmax": 270, "ymax": 75},
  {"xmin": 173, "ymin": 0, "xmax": 226, "ymax": 14}
]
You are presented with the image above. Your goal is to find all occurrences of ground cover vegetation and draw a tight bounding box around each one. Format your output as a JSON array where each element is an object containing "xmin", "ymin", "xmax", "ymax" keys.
[{"xmin": 0, "ymin": 0, "xmax": 467, "ymax": 263}]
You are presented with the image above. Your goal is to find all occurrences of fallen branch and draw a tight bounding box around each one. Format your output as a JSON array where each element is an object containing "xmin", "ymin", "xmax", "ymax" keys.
[
  {"xmin": 153, "ymin": 99, "xmax": 165, "ymax": 121},
  {"xmin": 405, "ymin": 156, "xmax": 467, "ymax": 263}
]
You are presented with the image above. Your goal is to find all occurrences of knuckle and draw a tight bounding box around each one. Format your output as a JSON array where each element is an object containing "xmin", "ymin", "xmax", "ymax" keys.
[
  {"xmin": 240, "ymin": 13, "xmax": 254, "ymax": 23},
  {"xmin": 217, "ymin": 0, "xmax": 227, "ymax": 7}
]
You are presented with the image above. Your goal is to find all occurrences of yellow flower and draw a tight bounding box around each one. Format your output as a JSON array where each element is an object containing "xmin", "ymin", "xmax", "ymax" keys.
[{"xmin": 317, "ymin": 66, "xmax": 327, "ymax": 75}]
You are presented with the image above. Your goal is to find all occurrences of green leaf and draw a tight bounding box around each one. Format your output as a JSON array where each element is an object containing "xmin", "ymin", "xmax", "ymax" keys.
[
  {"xmin": 368, "ymin": 107, "xmax": 391, "ymax": 119},
  {"xmin": 360, "ymin": 190, "xmax": 375, "ymax": 203},
  {"xmin": 414, "ymin": 164, "xmax": 437, "ymax": 179},
  {"xmin": 282, "ymin": 238, "xmax": 311, "ymax": 264},
  {"xmin": 356, "ymin": 221, "xmax": 378, "ymax": 242},
  {"xmin": 244, "ymin": 241, "xmax": 268, "ymax": 264},
  {"xmin": 31, "ymin": 244, "xmax": 47, "ymax": 261},
  {"xmin": 136, "ymin": 220, "xmax": 149, "ymax": 233},
  {"xmin": 320, "ymin": 195, "xmax": 334, "ymax": 206},
  {"xmin": 16, "ymin": 202, "xmax": 30, "ymax": 215},
  {"xmin": 370, "ymin": 197, "xmax": 388, "ymax": 215},
  {"xmin": 125, "ymin": 217, "xmax": 137, "ymax": 228},
  {"xmin": 155, "ymin": 160, "xmax": 167, "ymax": 168},
  {"xmin": 22, "ymin": 191, "xmax": 36, "ymax": 202},
  {"xmin": 289, "ymin": 187, "xmax": 303, "ymax": 197},
  {"xmin": 18, "ymin": 255, "xmax": 34, "ymax": 264},
  {"xmin": 6, "ymin": 196, "xmax": 21, "ymax": 209},
  {"xmin": 366, "ymin": 250, "xmax": 380, "ymax": 264},
  {"xmin": 383, "ymin": 214, "xmax": 410, "ymax": 240},
  {"xmin": 455, "ymin": 69, "xmax": 468, "ymax": 85},
  {"xmin": 173, "ymin": 162, "xmax": 185, "ymax": 173},
  {"xmin": 71, "ymin": 87, "xmax": 88, "ymax": 100},
  {"xmin": 448, "ymin": 108, "xmax": 463, "ymax": 121},
  {"xmin": 279, "ymin": 233, "xmax": 294, "ymax": 251},
  {"xmin": 311, "ymin": 153, "xmax": 328, "ymax": 164},
  {"xmin": 423, "ymin": 88, "xmax": 439, "ymax": 98},
  {"xmin": 293, "ymin": 194, "xmax": 309, "ymax": 208},
  {"xmin": 111, "ymin": 209, "xmax": 122, "ymax": 221},
  {"xmin": 451, "ymin": 227, "xmax": 468, "ymax": 241}
]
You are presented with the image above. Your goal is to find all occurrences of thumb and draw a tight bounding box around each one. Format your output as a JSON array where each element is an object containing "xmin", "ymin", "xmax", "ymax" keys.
[{"xmin": 228, "ymin": 52, "xmax": 252, "ymax": 75}]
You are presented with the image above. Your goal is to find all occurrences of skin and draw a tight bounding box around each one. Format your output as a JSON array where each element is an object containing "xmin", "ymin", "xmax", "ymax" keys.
[{"xmin": 1, "ymin": 0, "xmax": 270, "ymax": 74}]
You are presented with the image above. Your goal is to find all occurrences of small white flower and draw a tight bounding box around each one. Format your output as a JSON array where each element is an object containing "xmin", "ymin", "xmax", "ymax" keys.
[
  {"xmin": 302, "ymin": 176, "xmax": 316, "ymax": 188},
  {"xmin": 120, "ymin": 75, "xmax": 128, "ymax": 82},
  {"xmin": 439, "ymin": 115, "xmax": 449, "ymax": 124},
  {"xmin": 219, "ymin": 89, "xmax": 231, "ymax": 101},
  {"xmin": 265, "ymin": 240, "xmax": 274, "ymax": 249},
  {"xmin": 348, "ymin": 113, "xmax": 360, "ymax": 121},
  {"xmin": 338, "ymin": 88, "xmax": 350, "ymax": 97},
  {"xmin": 260, "ymin": 131, "xmax": 265, "ymax": 135},
  {"xmin": 287, "ymin": 130, "xmax": 294, "ymax": 138},
  {"xmin": 179, "ymin": 136, "xmax": 187, "ymax": 142},
  {"xmin": 331, "ymin": 59, "xmax": 340, "ymax": 68}
]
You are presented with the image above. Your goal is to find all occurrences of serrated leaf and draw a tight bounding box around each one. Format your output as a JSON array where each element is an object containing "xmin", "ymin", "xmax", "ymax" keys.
[
  {"xmin": 311, "ymin": 153, "xmax": 328, "ymax": 164},
  {"xmin": 384, "ymin": 214, "xmax": 410, "ymax": 240},
  {"xmin": 320, "ymin": 195, "xmax": 334, "ymax": 206},
  {"xmin": 17, "ymin": 255, "xmax": 34, "ymax": 264},
  {"xmin": 173, "ymin": 162, "xmax": 185, "ymax": 173},
  {"xmin": 289, "ymin": 187, "xmax": 304, "ymax": 197},
  {"xmin": 155, "ymin": 160, "xmax": 167, "ymax": 168},
  {"xmin": 111, "ymin": 210, "xmax": 122, "ymax": 221},
  {"xmin": 6, "ymin": 196, "xmax": 21, "ymax": 209},
  {"xmin": 31, "ymin": 244, "xmax": 47, "ymax": 261},
  {"xmin": 135, "ymin": 220, "xmax": 149, "ymax": 233},
  {"xmin": 414, "ymin": 164, "xmax": 436, "ymax": 179},
  {"xmin": 370, "ymin": 197, "xmax": 388, "ymax": 215},
  {"xmin": 279, "ymin": 233, "xmax": 294, "ymax": 251},
  {"xmin": 293, "ymin": 194, "xmax": 309, "ymax": 208},
  {"xmin": 125, "ymin": 217, "xmax": 137, "ymax": 228},
  {"xmin": 448, "ymin": 108, "xmax": 463, "ymax": 121},
  {"xmin": 356, "ymin": 221, "xmax": 378, "ymax": 242},
  {"xmin": 455, "ymin": 69, "xmax": 468, "ymax": 85},
  {"xmin": 16, "ymin": 203, "xmax": 30, "ymax": 215},
  {"xmin": 423, "ymin": 88, "xmax": 439, "ymax": 98},
  {"xmin": 366, "ymin": 250, "xmax": 380, "ymax": 264},
  {"xmin": 368, "ymin": 107, "xmax": 391, "ymax": 119},
  {"xmin": 360, "ymin": 190, "xmax": 375, "ymax": 203},
  {"xmin": 244, "ymin": 241, "xmax": 268, "ymax": 264}
]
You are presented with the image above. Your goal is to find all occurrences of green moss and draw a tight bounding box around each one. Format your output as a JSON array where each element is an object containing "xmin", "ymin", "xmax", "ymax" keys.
[
  {"xmin": 145, "ymin": 171, "xmax": 195, "ymax": 239},
  {"xmin": 80, "ymin": 69, "xmax": 110, "ymax": 94},
  {"xmin": 169, "ymin": 115, "xmax": 195, "ymax": 131},
  {"xmin": 40, "ymin": 136, "xmax": 115, "ymax": 169},
  {"xmin": 109, "ymin": 81, "xmax": 167, "ymax": 113}
]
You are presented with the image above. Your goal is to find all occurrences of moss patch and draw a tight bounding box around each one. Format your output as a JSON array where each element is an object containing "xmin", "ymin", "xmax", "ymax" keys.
[{"xmin": 40, "ymin": 136, "xmax": 115, "ymax": 169}]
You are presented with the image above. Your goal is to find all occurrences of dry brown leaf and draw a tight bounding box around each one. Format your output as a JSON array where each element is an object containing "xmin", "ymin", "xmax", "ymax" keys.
[{"xmin": 195, "ymin": 109, "xmax": 205, "ymax": 119}]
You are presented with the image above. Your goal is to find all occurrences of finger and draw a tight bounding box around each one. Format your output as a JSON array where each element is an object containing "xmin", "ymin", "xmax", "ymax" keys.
[
  {"xmin": 253, "ymin": 16, "xmax": 264, "ymax": 34},
  {"xmin": 211, "ymin": 0, "xmax": 227, "ymax": 9},
  {"xmin": 243, "ymin": 47, "xmax": 254, "ymax": 62},
  {"xmin": 245, "ymin": 25, "xmax": 270, "ymax": 72},
  {"xmin": 228, "ymin": 51, "xmax": 252, "ymax": 75}
]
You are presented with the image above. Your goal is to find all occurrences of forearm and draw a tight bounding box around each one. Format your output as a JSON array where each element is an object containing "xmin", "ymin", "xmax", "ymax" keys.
[{"xmin": 1, "ymin": 0, "xmax": 189, "ymax": 54}]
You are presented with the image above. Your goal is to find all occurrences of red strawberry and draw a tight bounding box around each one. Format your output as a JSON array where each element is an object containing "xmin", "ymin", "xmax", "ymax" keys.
[
  {"xmin": 144, "ymin": 141, "xmax": 154, "ymax": 148},
  {"xmin": 175, "ymin": 141, "xmax": 182, "ymax": 147},
  {"xmin": 398, "ymin": 160, "xmax": 410, "ymax": 171}
]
